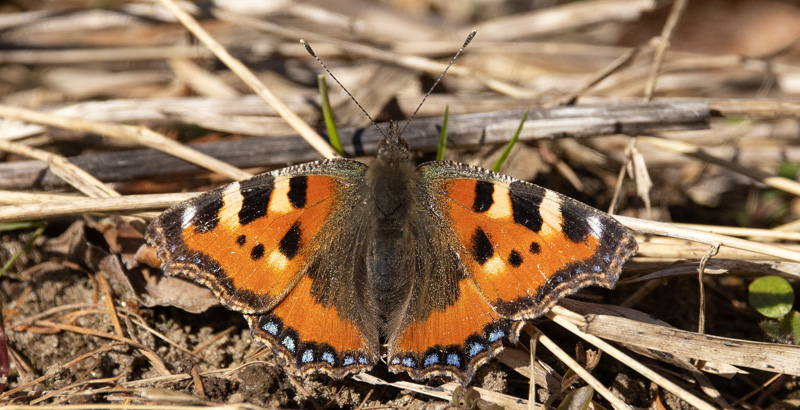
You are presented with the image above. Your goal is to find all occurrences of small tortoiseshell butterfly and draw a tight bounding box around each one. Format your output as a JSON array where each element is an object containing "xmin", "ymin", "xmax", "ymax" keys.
[{"xmin": 146, "ymin": 122, "xmax": 638, "ymax": 385}]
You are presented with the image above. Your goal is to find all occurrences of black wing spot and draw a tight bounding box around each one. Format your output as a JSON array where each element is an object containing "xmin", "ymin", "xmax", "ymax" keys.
[
  {"xmin": 508, "ymin": 250, "xmax": 523, "ymax": 267},
  {"xmin": 562, "ymin": 212, "xmax": 592, "ymax": 243},
  {"xmin": 236, "ymin": 235, "xmax": 247, "ymax": 246},
  {"xmin": 239, "ymin": 175, "xmax": 274, "ymax": 225},
  {"xmin": 193, "ymin": 192, "xmax": 223, "ymax": 233},
  {"xmin": 471, "ymin": 228, "xmax": 494, "ymax": 265},
  {"xmin": 251, "ymin": 243, "xmax": 265, "ymax": 260},
  {"xmin": 279, "ymin": 223, "xmax": 302, "ymax": 260},
  {"xmin": 288, "ymin": 176, "xmax": 308, "ymax": 208},
  {"xmin": 530, "ymin": 242, "xmax": 541, "ymax": 254},
  {"xmin": 473, "ymin": 180, "xmax": 494, "ymax": 212},
  {"xmin": 509, "ymin": 182, "xmax": 544, "ymax": 233}
]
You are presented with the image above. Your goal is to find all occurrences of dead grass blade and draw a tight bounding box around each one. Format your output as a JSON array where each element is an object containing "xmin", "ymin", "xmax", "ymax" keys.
[
  {"xmin": 549, "ymin": 306, "xmax": 715, "ymax": 410},
  {"xmin": 644, "ymin": 0, "xmax": 690, "ymax": 100},
  {"xmin": 0, "ymin": 104, "xmax": 251, "ymax": 181},
  {"xmin": 0, "ymin": 193, "xmax": 196, "ymax": 222},
  {"xmin": 639, "ymin": 136, "xmax": 800, "ymax": 197},
  {"xmin": 534, "ymin": 327, "xmax": 631, "ymax": 410},
  {"xmin": 475, "ymin": 0, "xmax": 655, "ymax": 41},
  {"xmin": 213, "ymin": 9, "xmax": 531, "ymax": 99},
  {"xmin": 353, "ymin": 373, "xmax": 532, "ymax": 410},
  {"xmin": 156, "ymin": 0, "xmax": 338, "ymax": 159},
  {"xmin": 617, "ymin": 216, "xmax": 800, "ymax": 261},
  {"xmin": 580, "ymin": 312, "xmax": 800, "ymax": 376},
  {"xmin": 0, "ymin": 140, "xmax": 119, "ymax": 198}
]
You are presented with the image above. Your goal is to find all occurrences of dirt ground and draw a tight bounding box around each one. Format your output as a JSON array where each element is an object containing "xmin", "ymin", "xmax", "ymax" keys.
[{"xmin": 0, "ymin": 248, "xmax": 784, "ymax": 408}]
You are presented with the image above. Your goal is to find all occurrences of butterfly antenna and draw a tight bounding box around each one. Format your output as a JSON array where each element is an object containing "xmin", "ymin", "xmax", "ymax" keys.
[
  {"xmin": 398, "ymin": 30, "xmax": 476, "ymax": 137},
  {"xmin": 301, "ymin": 39, "xmax": 387, "ymax": 139}
]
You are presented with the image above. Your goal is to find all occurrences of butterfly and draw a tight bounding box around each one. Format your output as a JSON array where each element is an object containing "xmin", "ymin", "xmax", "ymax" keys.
[{"xmin": 145, "ymin": 120, "xmax": 637, "ymax": 385}]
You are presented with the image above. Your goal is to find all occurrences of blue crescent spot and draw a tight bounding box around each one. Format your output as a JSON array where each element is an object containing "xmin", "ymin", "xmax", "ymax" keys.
[
  {"xmin": 488, "ymin": 329, "xmax": 505, "ymax": 342},
  {"xmin": 603, "ymin": 253, "xmax": 611, "ymax": 263},
  {"xmin": 282, "ymin": 336, "xmax": 296, "ymax": 352},
  {"xmin": 301, "ymin": 349, "xmax": 314, "ymax": 363},
  {"xmin": 469, "ymin": 342, "xmax": 485, "ymax": 357},
  {"xmin": 390, "ymin": 357, "xmax": 401, "ymax": 365},
  {"xmin": 192, "ymin": 256, "xmax": 202, "ymax": 264},
  {"xmin": 322, "ymin": 352, "xmax": 335, "ymax": 365},
  {"xmin": 424, "ymin": 354, "xmax": 439, "ymax": 367},
  {"xmin": 262, "ymin": 321, "xmax": 279, "ymax": 335},
  {"xmin": 447, "ymin": 354, "xmax": 461, "ymax": 367},
  {"xmin": 343, "ymin": 356, "xmax": 355, "ymax": 366},
  {"xmin": 402, "ymin": 357, "xmax": 416, "ymax": 368},
  {"xmin": 358, "ymin": 356, "xmax": 370, "ymax": 365},
  {"xmin": 593, "ymin": 265, "xmax": 603, "ymax": 272}
]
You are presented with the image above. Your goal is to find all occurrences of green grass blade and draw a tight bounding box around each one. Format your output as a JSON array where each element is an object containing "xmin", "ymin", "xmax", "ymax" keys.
[
  {"xmin": 436, "ymin": 105, "xmax": 450, "ymax": 161},
  {"xmin": 0, "ymin": 221, "xmax": 45, "ymax": 232},
  {"xmin": 1, "ymin": 223, "xmax": 46, "ymax": 277},
  {"xmin": 492, "ymin": 110, "xmax": 529, "ymax": 172},
  {"xmin": 318, "ymin": 74, "xmax": 344, "ymax": 156}
]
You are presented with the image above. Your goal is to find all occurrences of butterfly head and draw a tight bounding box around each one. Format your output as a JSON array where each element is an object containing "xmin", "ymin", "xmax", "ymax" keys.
[{"xmin": 376, "ymin": 120, "xmax": 412, "ymax": 164}]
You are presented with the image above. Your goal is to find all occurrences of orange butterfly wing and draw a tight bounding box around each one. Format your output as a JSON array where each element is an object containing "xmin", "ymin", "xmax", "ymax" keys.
[
  {"xmin": 146, "ymin": 159, "xmax": 378, "ymax": 377},
  {"xmin": 387, "ymin": 161, "xmax": 637, "ymax": 383}
]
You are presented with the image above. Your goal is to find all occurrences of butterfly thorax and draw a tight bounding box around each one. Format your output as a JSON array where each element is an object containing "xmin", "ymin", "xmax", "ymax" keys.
[{"xmin": 371, "ymin": 124, "xmax": 415, "ymax": 222}]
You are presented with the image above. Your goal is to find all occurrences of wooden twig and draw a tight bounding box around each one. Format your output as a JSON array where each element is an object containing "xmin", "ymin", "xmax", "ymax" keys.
[
  {"xmin": 2, "ymin": 96, "xmax": 794, "ymax": 143},
  {"xmin": 0, "ymin": 101, "xmax": 709, "ymax": 189}
]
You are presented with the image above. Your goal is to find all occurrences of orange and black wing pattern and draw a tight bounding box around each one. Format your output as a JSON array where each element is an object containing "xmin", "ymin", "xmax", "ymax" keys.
[
  {"xmin": 387, "ymin": 161, "xmax": 637, "ymax": 384},
  {"xmin": 146, "ymin": 159, "xmax": 378, "ymax": 378}
]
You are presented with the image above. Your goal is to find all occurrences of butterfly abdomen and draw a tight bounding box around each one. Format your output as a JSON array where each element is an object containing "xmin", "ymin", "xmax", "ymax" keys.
[
  {"xmin": 366, "ymin": 144, "xmax": 422, "ymax": 319},
  {"xmin": 369, "ymin": 227, "xmax": 414, "ymax": 313}
]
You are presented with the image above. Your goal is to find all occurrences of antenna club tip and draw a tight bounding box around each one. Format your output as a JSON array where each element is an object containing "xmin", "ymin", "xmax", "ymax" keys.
[
  {"xmin": 463, "ymin": 31, "xmax": 476, "ymax": 47},
  {"xmin": 301, "ymin": 40, "xmax": 316, "ymax": 56}
]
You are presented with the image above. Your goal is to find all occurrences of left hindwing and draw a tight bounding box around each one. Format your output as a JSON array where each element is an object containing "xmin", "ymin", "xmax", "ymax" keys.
[{"xmin": 387, "ymin": 160, "xmax": 637, "ymax": 383}]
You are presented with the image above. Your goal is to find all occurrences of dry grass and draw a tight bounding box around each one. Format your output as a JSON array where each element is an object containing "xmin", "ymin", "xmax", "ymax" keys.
[{"xmin": 1, "ymin": 0, "xmax": 800, "ymax": 409}]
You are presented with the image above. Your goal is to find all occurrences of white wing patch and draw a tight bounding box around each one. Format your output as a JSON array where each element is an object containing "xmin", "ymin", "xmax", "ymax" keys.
[
  {"xmin": 181, "ymin": 205, "xmax": 197, "ymax": 228},
  {"xmin": 587, "ymin": 215, "xmax": 603, "ymax": 238}
]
